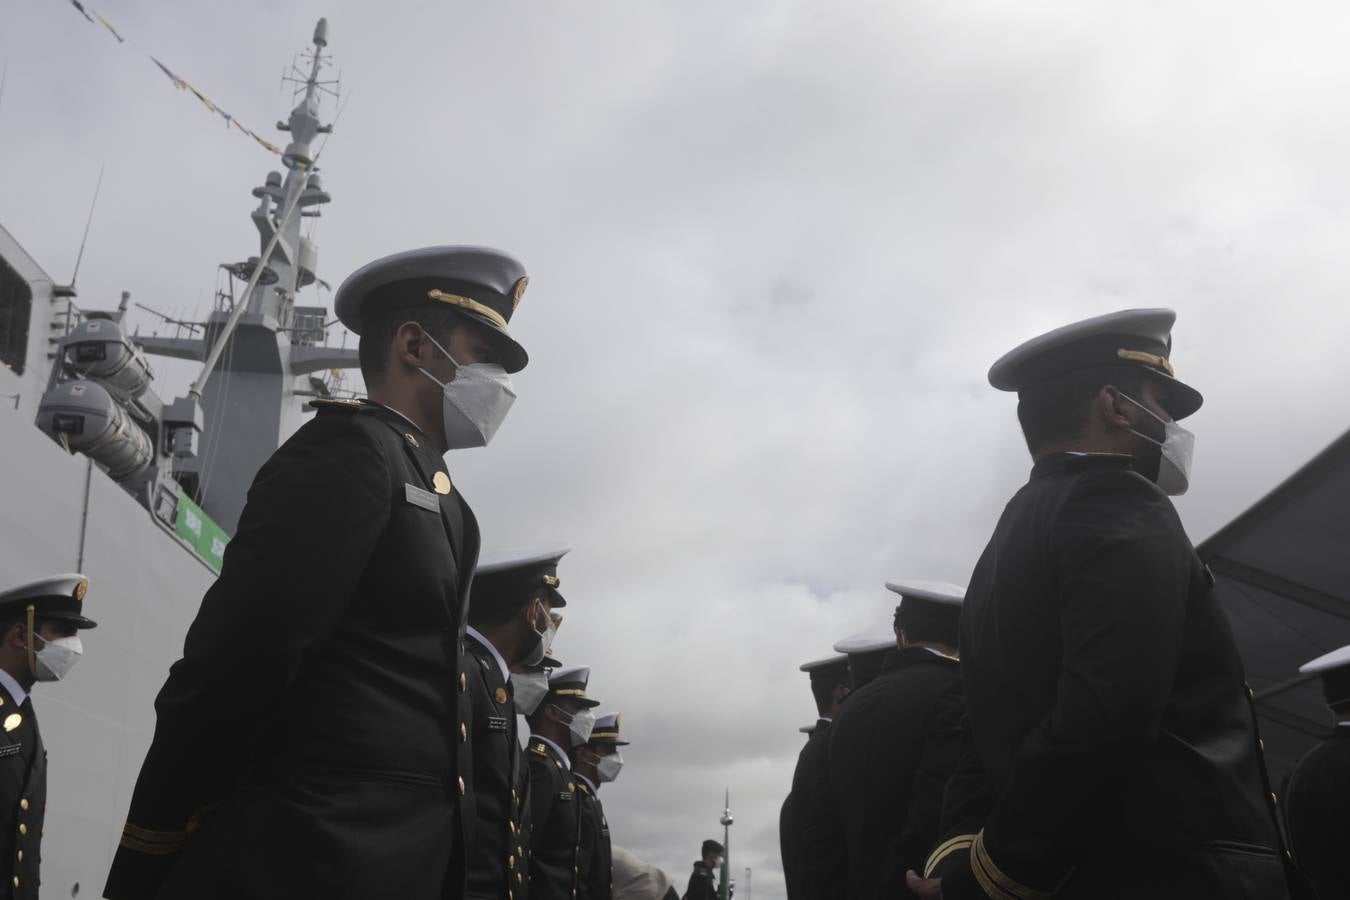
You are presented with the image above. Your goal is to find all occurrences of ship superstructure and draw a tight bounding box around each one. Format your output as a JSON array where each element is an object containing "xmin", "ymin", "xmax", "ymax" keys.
[{"xmin": 0, "ymin": 19, "xmax": 355, "ymax": 893}]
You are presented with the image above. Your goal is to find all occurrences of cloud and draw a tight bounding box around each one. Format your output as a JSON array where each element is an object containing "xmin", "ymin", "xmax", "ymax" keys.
[{"xmin": 7, "ymin": 0, "xmax": 1350, "ymax": 896}]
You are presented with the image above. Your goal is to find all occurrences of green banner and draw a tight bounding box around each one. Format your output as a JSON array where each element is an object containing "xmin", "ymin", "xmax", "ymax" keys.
[{"xmin": 175, "ymin": 491, "xmax": 229, "ymax": 573}]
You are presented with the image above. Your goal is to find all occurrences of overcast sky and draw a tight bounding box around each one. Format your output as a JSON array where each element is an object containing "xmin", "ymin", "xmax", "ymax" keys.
[{"xmin": 7, "ymin": 0, "xmax": 1350, "ymax": 895}]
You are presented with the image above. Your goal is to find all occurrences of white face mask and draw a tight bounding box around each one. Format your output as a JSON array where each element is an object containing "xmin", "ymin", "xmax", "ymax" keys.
[
  {"xmin": 1121, "ymin": 393, "xmax": 1195, "ymax": 496},
  {"xmin": 418, "ymin": 330, "xmax": 516, "ymax": 450},
  {"xmin": 596, "ymin": 751, "xmax": 624, "ymax": 783},
  {"xmin": 568, "ymin": 707, "xmax": 597, "ymax": 746},
  {"xmin": 511, "ymin": 670, "xmax": 550, "ymax": 716},
  {"xmin": 33, "ymin": 633, "xmax": 83, "ymax": 682}
]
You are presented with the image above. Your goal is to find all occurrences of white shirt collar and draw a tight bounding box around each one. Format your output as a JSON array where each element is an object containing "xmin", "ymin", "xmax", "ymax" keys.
[
  {"xmin": 535, "ymin": 734, "xmax": 571, "ymax": 770},
  {"xmin": 466, "ymin": 627, "xmax": 510, "ymax": 682},
  {"xmin": 819, "ymin": 715, "xmax": 833, "ymax": 723},
  {"xmin": 0, "ymin": 669, "xmax": 27, "ymax": 707},
  {"xmin": 576, "ymin": 771, "xmax": 599, "ymax": 794}
]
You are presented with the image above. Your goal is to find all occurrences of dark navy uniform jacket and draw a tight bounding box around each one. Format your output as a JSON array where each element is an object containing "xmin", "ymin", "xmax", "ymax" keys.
[
  {"xmin": 528, "ymin": 736, "xmax": 581, "ymax": 900},
  {"xmin": 939, "ymin": 453, "xmax": 1289, "ymax": 899},
  {"xmin": 576, "ymin": 778, "xmax": 611, "ymax": 900},
  {"xmin": 466, "ymin": 633, "xmax": 530, "ymax": 900},
  {"xmin": 826, "ymin": 647, "xmax": 964, "ymax": 900},
  {"xmin": 104, "ymin": 400, "xmax": 480, "ymax": 900},
  {"xmin": 779, "ymin": 717, "xmax": 831, "ymax": 900},
  {"xmin": 1282, "ymin": 724, "xmax": 1350, "ymax": 900},
  {"xmin": 0, "ymin": 690, "xmax": 44, "ymax": 900}
]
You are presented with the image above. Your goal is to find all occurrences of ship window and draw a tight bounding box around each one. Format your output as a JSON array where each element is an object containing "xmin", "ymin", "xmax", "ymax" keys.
[{"xmin": 0, "ymin": 255, "xmax": 31, "ymax": 376}]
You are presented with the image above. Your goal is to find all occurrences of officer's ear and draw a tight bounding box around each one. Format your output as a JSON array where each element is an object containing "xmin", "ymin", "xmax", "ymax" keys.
[
  {"xmin": 392, "ymin": 321, "xmax": 433, "ymax": 372},
  {"xmin": 4, "ymin": 622, "xmax": 26, "ymax": 652},
  {"xmin": 1099, "ymin": 385, "xmax": 1134, "ymax": 430}
]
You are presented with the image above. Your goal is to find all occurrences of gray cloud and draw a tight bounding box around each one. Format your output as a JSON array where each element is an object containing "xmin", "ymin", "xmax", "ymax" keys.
[{"xmin": 6, "ymin": 0, "xmax": 1350, "ymax": 894}]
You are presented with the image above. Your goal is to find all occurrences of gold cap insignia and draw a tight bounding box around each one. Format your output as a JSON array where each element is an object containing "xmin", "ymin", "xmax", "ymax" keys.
[
  {"xmin": 404, "ymin": 432, "xmax": 420, "ymax": 449},
  {"xmin": 432, "ymin": 471, "xmax": 452, "ymax": 495},
  {"xmin": 494, "ymin": 686, "xmax": 509, "ymax": 705},
  {"xmin": 3, "ymin": 714, "xmax": 21, "ymax": 733},
  {"xmin": 74, "ymin": 578, "xmax": 88, "ymax": 602},
  {"xmin": 542, "ymin": 575, "xmax": 560, "ymax": 588},
  {"xmin": 512, "ymin": 276, "xmax": 529, "ymax": 311}
]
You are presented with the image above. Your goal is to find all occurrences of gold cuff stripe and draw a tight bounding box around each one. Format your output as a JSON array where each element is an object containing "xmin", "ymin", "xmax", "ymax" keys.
[
  {"xmin": 428, "ymin": 290, "xmax": 508, "ymax": 330},
  {"xmin": 924, "ymin": 834, "xmax": 975, "ymax": 878},
  {"xmin": 118, "ymin": 833, "xmax": 184, "ymax": 855},
  {"xmin": 972, "ymin": 832, "xmax": 1055, "ymax": 900},
  {"xmin": 119, "ymin": 823, "xmax": 187, "ymax": 855},
  {"xmin": 1116, "ymin": 349, "xmax": 1174, "ymax": 376}
]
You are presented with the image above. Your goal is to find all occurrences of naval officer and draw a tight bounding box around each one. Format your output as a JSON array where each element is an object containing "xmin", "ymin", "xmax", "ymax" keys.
[
  {"xmin": 527, "ymin": 666, "xmax": 600, "ymax": 900},
  {"xmin": 827, "ymin": 581, "xmax": 965, "ymax": 899},
  {"xmin": 105, "ymin": 246, "xmax": 533, "ymax": 900},
  {"xmin": 574, "ymin": 711, "xmax": 626, "ymax": 900},
  {"xmin": 1281, "ymin": 644, "xmax": 1350, "ymax": 899},
  {"xmin": 779, "ymin": 654, "xmax": 849, "ymax": 900},
  {"xmin": 908, "ymin": 309, "xmax": 1290, "ymax": 899},
  {"xmin": 0, "ymin": 574, "xmax": 96, "ymax": 899},
  {"xmin": 794, "ymin": 625, "xmax": 893, "ymax": 900},
  {"xmin": 466, "ymin": 544, "xmax": 571, "ymax": 900}
]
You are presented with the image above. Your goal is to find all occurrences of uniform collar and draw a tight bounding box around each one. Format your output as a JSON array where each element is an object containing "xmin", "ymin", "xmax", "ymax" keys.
[
  {"xmin": 0, "ymin": 668, "xmax": 27, "ymax": 707},
  {"xmin": 1030, "ymin": 451, "xmax": 1133, "ymax": 480},
  {"xmin": 576, "ymin": 771, "xmax": 599, "ymax": 794},
  {"xmin": 882, "ymin": 645, "xmax": 958, "ymax": 672},
  {"xmin": 373, "ymin": 402, "xmax": 432, "ymax": 443},
  {"xmin": 534, "ymin": 733, "xmax": 571, "ymax": 770},
  {"xmin": 466, "ymin": 627, "xmax": 510, "ymax": 682}
]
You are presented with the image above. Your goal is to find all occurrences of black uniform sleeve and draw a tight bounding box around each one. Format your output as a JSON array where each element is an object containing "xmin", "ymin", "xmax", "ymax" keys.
[
  {"xmin": 886, "ymin": 684, "xmax": 966, "ymax": 887},
  {"xmin": 105, "ymin": 415, "xmax": 392, "ymax": 896},
  {"xmin": 793, "ymin": 734, "xmax": 846, "ymax": 900},
  {"xmin": 960, "ymin": 470, "xmax": 1192, "ymax": 898}
]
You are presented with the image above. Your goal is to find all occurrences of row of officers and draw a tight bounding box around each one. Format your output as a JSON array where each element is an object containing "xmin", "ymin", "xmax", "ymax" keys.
[
  {"xmin": 0, "ymin": 245, "xmax": 651, "ymax": 900},
  {"xmin": 777, "ymin": 307, "xmax": 1350, "ymax": 899}
]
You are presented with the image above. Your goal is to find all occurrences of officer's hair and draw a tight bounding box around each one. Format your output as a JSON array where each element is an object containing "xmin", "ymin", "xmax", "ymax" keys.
[
  {"xmin": 357, "ymin": 305, "xmax": 463, "ymax": 382},
  {"xmin": 809, "ymin": 672, "xmax": 848, "ymax": 716},
  {"xmin": 1016, "ymin": 366, "xmax": 1146, "ymax": 454},
  {"xmin": 894, "ymin": 606, "xmax": 959, "ymax": 648},
  {"xmin": 467, "ymin": 591, "xmax": 533, "ymax": 630}
]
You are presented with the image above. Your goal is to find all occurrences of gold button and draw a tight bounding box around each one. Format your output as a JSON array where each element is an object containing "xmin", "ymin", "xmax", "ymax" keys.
[
  {"xmin": 12, "ymin": 876, "xmax": 17, "ymax": 888},
  {"xmin": 509, "ymin": 892, "xmax": 514, "ymax": 900},
  {"xmin": 518, "ymin": 872, "xmax": 524, "ymax": 884},
  {"xmin": 458, "ymin": 776, "xmax": 466, "ymax": 796},
  {"xmin": 460, "ymin": 723, "xmax": 468, "ymax": 741},
  {"xmin": 512, "ymin": 789, "xmax": 518, "ymax": 801},
  {"xmin": 19, "ymin": 799, "xmax": 27, "ymax": 811},
  {"xmin": 509, "ymin": 821, "xmax": 516, "ymax": 834},
  {"xmin": 18, "ymin": 824, "xmax": 25, "ymax": 835},
  {"xmin": 459, "ymin": 672, "xmax": 467, "ymax": 692},
  {"xmin": 509, "ymin": 855, "xmax": 516, "ymax": 866},
  {"xmin": 14, "ymin": 850, "xmax": 20, "ymax": 862},
  {"xmin": 1271, "ymin": 792, "xmax": 1278, "ymax": 804}
]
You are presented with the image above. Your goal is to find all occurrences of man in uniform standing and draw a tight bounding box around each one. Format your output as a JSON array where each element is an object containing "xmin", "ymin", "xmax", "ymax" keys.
[
  {"xmin": 827, "ymin": 581, "xmax": 965, "ymax": 899},
  {"xmin": 0, "ymin": 575, "xmax": 96, "ymax": 899},
  {"xmin": 575, "ymin": 711, "xmax": 627, "ymax": 900},
  {"xmin": 909, "ymin": 309, "xmax": 1289, "ymax": 899},
  {"xmin": 104, "ymin": 246, "xmax": 533, "ymax": 900},
  {"xmin": 466, "ymin": 544, "xmax": 571, "ymax": 900},
  {"xmin": 1281, "ymin": 644, "xmax": 1350, "ymax": 899},
  {"xmin": 527, "ymin": 666, "xmax": 600, "ymax": 900},
  {"xmin": 779, "ymin": 654, "xmax": 849, "ymax": 899},
  {"xmin": 682, "ymin": 840, "xmax": 722, "ymax": 900}
]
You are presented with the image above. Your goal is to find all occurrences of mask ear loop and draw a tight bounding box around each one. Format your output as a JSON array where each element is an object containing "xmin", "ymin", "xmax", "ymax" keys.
[{"xmin": 25, "ymin": 605, "xmax": 35, "ymax": 678}]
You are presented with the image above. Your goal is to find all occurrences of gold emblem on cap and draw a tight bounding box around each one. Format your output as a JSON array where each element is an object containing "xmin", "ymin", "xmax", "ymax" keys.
[
  {"xmin": 404, "ymin": 432, "xmax": 420, "ymax": 449},
  {"xmin": 1116, "ymin": 348, "xmax": 1174, "ymax": 376},
  {"xmin": 494, "ymin": 686, "xmax": 508, "ymax": 704},
  {"xmin": 74, "ymin": 578, "xmax": 88, "ymax": 602},
  {"xmin": 433, "ymin": 471, "xmax": 452, "ymax": 495},
  {"xmin": 428, "ymin": 289, "xmax": 509, "ymax": 330},
  {"xmin": 3, "ymin": 714, "xmax": 20, "ymax": 733},
  {"xmin": 542, "ymin": 575, "xmax": 560, "ymax": 588},
  {"xmin": 512, "ymin": 276, "xmax": 529, "ymax": 311}
]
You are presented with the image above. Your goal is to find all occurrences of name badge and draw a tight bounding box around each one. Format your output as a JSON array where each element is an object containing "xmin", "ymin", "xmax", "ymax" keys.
[
  {"xmin": 488, "ymin": 716, "xmax": 509, "ymax": 733},
  {"xmin": 404, "ymin": 483, "xmax": 440, "ymax": 512},
  {"xmin": 0, "ymin": 744, "xmax": 21, "ymax": 758},
  {"xmin": 558, "ymin": 791, "xmax": 574, "ymax": 802}
]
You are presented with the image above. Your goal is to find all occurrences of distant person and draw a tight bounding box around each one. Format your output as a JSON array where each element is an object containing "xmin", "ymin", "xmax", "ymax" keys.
[
  {"xmin": 1282, "ymin": 644, "xmax": 1350, "ymax": 899},
  {"xmin": 683, "ymin": 839, "xmax": 723, "ymax": 900},
  {"xmin": 826, "ymin": 581, "xmax": 965, "ymax": 898},
  {"xmin": 104, "ymin": 247, "xmax": 533, "ymax": 900},
  {"xmin": 908, "ymin": 310, "xmax": 1291, "ymax": 899},
  {"xmin": 0, "ymin": 575, "xmax": 96, "ymax": 899},
  {"xmin": 779, "ymin": 654, "xmax": 849, "ymax": 899},
  {"xmin": 465, "ymin": 544, "xmax": 570, "ymax": 900},
  {"xmin": 528, "ymin": 666, "xmax": 601, "ymax": 900},
  {"xmin": 575, "ymin": 711, "xmax": 628, "ymax": 900}
]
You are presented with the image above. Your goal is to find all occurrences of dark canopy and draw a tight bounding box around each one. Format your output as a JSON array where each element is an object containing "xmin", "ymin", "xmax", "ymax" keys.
[{"xmin": 1200, "ymin": 428, "xmax": 1350, "ymax": 783}]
